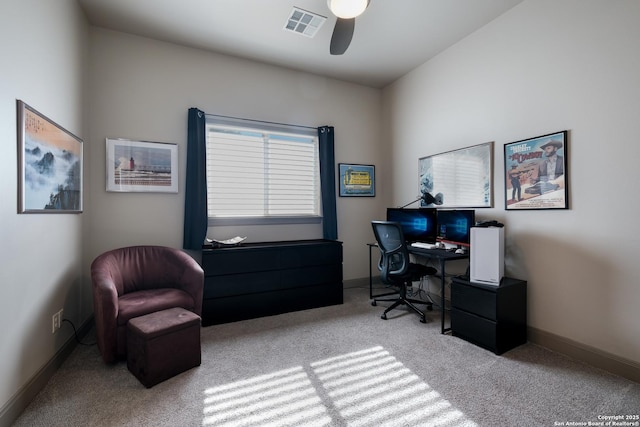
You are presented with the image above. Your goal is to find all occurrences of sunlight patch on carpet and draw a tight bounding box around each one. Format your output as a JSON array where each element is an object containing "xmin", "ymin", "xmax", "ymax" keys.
[
  {"xmin": 311, "ymin": 346, "xmax": 478, "ymax": 427},
  {"xmin": 202, "ymin": 366, "xmax": 331, "ymax": 426},
  {"xmin": 202, "ymin": 346, "xmax": 476, "ymax": 426}
]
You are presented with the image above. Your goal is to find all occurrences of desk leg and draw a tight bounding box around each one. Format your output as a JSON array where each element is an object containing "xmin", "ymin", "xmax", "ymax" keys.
[
  {"xmin": 440, "ymin": 259, "xmax": 451, "ymax": 334},
  {"xmin": 369, "ymin": 244, "xmax": 373, "ymax": 299}
]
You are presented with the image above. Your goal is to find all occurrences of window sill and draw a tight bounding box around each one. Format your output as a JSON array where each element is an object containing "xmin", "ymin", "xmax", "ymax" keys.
[{"xmin": 208, "ymin": 216, "xmax": 322, "ymax": 226}]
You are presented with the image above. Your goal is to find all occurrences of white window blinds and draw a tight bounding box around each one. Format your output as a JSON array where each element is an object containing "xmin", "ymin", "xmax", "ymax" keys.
[
  {"xmin": 205, "ymin": 117, "xmax": 320, "ymax": 220},
  {"xmin": 431, "ymin": 155, "xmax": 486, "ymax": 206}
]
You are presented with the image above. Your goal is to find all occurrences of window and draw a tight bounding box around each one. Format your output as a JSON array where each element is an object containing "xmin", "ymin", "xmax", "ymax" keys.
[
  {"xmin": 205, "ymin": 117, "xmax": 321, "ymax": 224},
  {"xmin": 418, "ymin": 142, "xmax": 494, "ymax": 208}
]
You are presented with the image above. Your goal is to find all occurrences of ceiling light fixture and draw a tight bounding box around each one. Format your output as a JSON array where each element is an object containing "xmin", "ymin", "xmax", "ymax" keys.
[{"xmin": 327, "ymin": 0, "xmax": 368, "ymax": 19}]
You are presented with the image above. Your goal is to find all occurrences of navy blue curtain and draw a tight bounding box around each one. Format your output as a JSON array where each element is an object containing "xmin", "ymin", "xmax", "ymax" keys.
[
  {"xmin": 318, "ymin": 126, "xmax": 338, "ymax": 240},
  {"xmin": 183, "ymin": 108, "xmax": 208, "ymax": 250}
]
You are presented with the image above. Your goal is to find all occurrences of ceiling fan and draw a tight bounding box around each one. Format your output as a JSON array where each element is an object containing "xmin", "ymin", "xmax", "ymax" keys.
[{"xmin": 328, "ymin": 0, "xmax": 370, "ymax": 55}]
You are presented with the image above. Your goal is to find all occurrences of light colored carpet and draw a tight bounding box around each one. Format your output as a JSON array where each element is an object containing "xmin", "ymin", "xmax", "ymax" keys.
[{"xmin": 13, "ymin": 286, "xmax": 639, "ymax": 426}]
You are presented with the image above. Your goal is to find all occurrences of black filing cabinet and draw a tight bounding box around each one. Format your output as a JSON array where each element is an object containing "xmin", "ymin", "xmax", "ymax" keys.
[
  {"xmin": 201, "ymin": 239, "xmax": 343, "ymax": 326},
  {"xmin": 451, "ymin": 276, "xmax": 527, "ymax": 354}
]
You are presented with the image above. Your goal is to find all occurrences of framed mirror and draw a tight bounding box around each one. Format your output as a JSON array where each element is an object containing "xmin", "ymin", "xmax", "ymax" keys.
[{"xmin": 418, "ymin": 141, "xmax": 494, "ymax": 208}]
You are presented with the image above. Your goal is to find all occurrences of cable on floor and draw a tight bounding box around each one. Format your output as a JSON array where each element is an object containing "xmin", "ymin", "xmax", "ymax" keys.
[{"xmin": 62, "ymin": 318, "xmax": 97, "ymax": 346}]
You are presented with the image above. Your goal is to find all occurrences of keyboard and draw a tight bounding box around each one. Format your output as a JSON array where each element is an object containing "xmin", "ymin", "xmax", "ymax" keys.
[{"xmin": 410, "ymin": 242, "xmax": 437, "ymax": 250}]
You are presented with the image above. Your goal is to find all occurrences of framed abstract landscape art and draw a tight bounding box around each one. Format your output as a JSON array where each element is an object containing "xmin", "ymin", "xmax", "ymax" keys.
[{"xmin": 17, "ymin": 100, "xmax": 83, "ymax": 213}]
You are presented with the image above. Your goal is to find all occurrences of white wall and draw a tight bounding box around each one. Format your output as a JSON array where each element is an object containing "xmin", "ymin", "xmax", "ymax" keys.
[
  {"xmin": 0, "ymin": 0, "xmax": 88, "ymax": 415},
  {"xmin": 84, "ymin": 28, "xmax": 385, "ymax": 282},
  {"xmin": 383, "ymin": 0, "xmax": 640, "ymax": 364}
]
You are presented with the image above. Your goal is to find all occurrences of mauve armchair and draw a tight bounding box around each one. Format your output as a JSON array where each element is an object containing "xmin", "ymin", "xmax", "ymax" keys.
[{"xmin": 91, "ymin": 245, "xmax": 204, "ymax": 363}]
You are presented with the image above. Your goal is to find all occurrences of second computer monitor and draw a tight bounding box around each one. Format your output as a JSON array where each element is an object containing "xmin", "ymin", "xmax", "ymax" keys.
[
  {"xmin": 386, "ymin": 208, "xmax": 438, "ymax": 244},
  {"xmin": 436, "ymin": 209, "xmax": 476, "ymax": 247}
]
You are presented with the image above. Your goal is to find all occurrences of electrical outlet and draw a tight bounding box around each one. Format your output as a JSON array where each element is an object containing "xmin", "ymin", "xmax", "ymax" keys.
[
  {"xmin": 56, "ymin": 309, "xmax": 63, "ymax": 330},
  {"xmin": 51, "ymin": 309, "xmax": 63, "ymax": 333}
]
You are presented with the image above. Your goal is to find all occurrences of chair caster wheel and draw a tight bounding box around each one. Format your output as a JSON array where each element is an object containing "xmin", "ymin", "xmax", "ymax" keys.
[
  {"xmin": 381, "ymin": 314, "xmax": 387, "ymax": 320},
  {"xmin": 420, "ymin": 317, "xmax": 426, "ymax": 323},
  {"xmin": 371, "ymin": 301, "xmax": 377, "ymax": 306},
  {"xmin": 426, "ymin": 305, "xmax": 433, "ymax": 311}
]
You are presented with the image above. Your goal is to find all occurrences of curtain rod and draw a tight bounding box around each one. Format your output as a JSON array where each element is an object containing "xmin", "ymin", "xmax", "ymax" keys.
[{"xmin": 204, "ymin": 113, "xmax": 317, "ymax": 131}]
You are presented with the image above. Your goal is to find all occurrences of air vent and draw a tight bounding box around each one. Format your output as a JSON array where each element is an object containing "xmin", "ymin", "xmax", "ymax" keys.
[{"xmin": 284, "ymin": 7, "xmax": 327, "ymax": 38}]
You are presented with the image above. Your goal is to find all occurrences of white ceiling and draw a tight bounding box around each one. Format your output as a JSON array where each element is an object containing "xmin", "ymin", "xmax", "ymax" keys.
[{"xmin": 77, "ymin": 0, "xmax": 524, "ymax": 88}]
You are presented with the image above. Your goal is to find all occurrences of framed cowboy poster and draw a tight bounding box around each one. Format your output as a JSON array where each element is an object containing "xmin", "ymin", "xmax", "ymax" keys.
[{"xmin": 504, "ymin": 131, "xmax": 568, "ymax": 210}]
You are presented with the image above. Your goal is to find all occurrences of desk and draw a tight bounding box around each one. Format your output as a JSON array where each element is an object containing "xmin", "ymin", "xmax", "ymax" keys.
[{"xmin": 367, "ymin": 243, "xmax": 469, "ymax": 334}]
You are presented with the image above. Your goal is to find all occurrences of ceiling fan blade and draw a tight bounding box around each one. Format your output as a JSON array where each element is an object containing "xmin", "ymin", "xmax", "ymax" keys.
[{"xmin": 330, "ymin": 17, "xmax": 355, "ymax": 55}]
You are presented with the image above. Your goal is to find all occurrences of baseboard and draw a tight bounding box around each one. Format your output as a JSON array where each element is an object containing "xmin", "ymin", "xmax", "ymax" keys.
[
  {"xmin": 343, "ymin": 277, "xmax": 376, "ymax": 289},
  {"xmin": 528, "ymin": 326, "xmax": 640, "ymax": 384},
  {"xmin": 0, "ymin": 317, "xmax": 94, "ymax": 427}
]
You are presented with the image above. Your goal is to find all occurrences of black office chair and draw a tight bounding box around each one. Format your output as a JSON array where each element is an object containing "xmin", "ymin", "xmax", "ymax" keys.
[{"xmin": 371, "ymin": 221, "xmax": 437, "ymax": 323}]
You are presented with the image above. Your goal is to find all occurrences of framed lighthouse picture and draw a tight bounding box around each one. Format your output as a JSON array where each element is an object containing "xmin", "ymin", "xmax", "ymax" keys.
[{"xmin": 106, "ymin": 138, "xmax": 178, "ymax": 193}]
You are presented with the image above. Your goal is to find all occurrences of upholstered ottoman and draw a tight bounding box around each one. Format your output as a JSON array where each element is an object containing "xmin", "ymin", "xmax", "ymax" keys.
[{"xmin": 127, "ymin": 307, "xmax": 201, "ymax": 388}]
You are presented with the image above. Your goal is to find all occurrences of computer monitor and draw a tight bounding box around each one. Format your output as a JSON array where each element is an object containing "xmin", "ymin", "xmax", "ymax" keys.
[
  {"xmin": 436, "ymin": 209, "xmax": 476, "ymax": 248},
  {"xmin": 386, "ymin": 208, "xmax": 438, "ymax": 244}
]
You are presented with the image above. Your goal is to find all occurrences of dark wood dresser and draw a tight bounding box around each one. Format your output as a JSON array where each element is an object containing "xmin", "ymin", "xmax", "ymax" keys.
[{"xmin": 201, "ymin": 239, "xmax": 343, "ymax": 325}]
